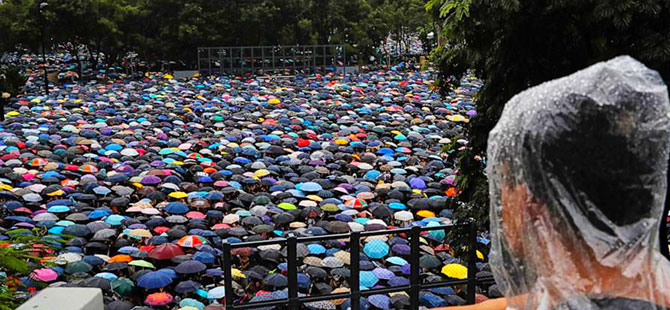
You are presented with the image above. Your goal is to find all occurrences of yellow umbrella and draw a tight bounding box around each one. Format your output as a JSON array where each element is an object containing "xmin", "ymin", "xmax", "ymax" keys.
[
  {"xmin": 306, "ymin": 195, "xmax": 323, "ymax": 202},
  {"xmin": 476, "ymin": 250, "xmax": 484, "ymax": 260},
  {"xmin": 0, "ymin": 184, "xmax": 13, "ymax": 191},
  {"xmin": 416, "ymin": 210, "xmax": 435, "ymax": 218},
  {"xmin": 268, "ymin": 98, "xmax": 281, "ymax": 104},
  {"xmin": 441, "ymin": 264, "xmax": 468, "ymax": 279},
  {"xmin": 163, "ymin": 74, "xmax": 174, "ymax": 79},
  {"xmin": 6, "ymin": 111, "xmax": 20, "ymax": 117},
  {"xmin": 334, "ymin": 139, "xmax": 348, "ymax": 145},
  {"xmin": 254, "ymin": 169, "xmax": 271, "ymax": 177},
  {"xmin": 231, "ymin": 268, "xmax": 246, "ymax": 279},
  {"xmin": 168, "ymin": 191, "xmax": 188, "ymax": 199},
  {"xmin": 447, "ymin": 114, "xmax": 468, "ymax": 122}
]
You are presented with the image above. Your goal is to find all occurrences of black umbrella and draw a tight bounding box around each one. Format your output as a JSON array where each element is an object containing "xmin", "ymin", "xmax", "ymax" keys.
[
  {"xmin": 106, "ymin": 300, "xmax": 134, "ymax": 310},
  {"xmin": 262, "ymin": 273, "xmax": 288, "ymax": 289},
  {"xmin": 82, "ymin": 277, "xmax": 111, "ymax": 291},
  {"xmin": 175, "ymin": 260, "xmax": 206, "ymax": 274},
  {"xmin": 305, "ymin": 267, "xmax": 328, "ymax": 279},
  {"xmin": 174, "ymin": 280, "xmax": 202, "ymax": 293}
]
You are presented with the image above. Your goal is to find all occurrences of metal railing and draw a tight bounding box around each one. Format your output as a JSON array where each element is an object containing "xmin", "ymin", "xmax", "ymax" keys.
[
  {"xmin": 222, "ymin": 222, "xmax": 491, "ymax": 309},
  {"xmin": 197, "ymin": 45, "xmax": 345, "ymax": 75}
]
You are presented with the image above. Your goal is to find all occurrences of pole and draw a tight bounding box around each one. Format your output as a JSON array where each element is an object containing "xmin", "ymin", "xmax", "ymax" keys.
[
  {"xmin": 467, "ymin": 221, "xmax": 478, "ymax": 304},
  {"xmin": 409, "ymin": 226, "xmax": 421, "ymax": 309},
  {"xmin": 39, "ymin": 1, "xmax": 49, "ymax": 96},
  {"xmin": 350, "ymin": 232, "xmax": 361, "ymax": 310},
  {"xmin": 287, "ymin": 235, "xmax": 298, "ymax": 309},
  {"xmin": 222, "ymin": 241, "xmax": 234, "ymax": 309}
]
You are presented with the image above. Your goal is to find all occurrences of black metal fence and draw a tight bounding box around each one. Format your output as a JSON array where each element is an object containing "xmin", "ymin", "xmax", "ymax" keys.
[
  {"xmin": 197, "ymin": 45, "xmax": 345, "ymax": 75},
  {"xmin": 222, "ymin": 222, "xmax": 490, "ymax": 309}
]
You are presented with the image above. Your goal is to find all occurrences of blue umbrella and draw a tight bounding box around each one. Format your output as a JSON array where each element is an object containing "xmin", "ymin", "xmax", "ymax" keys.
[
  {"xmin": 420, "ymin": 292, "xmax": 446, "ymax": 307},
  {"xmin": 368, "ymin": 294, "xmax": 390, "ymax": 309},
  {"xmin": 47, "ymin": 205, "xmax": 70, "ymax": 213},
  {"xmin": 88, "ymin": 209, "xmax": 110, "ymax": 219},
  {"xmin": 164, "ymin": 202, "xmax": 189, "ymax": 214},
  {"xmin": 363, "ymin": 240, "xmax": 389, "ymax": 259},
  {"xmin": 193, "ymin": 251, "xmax": 216, "ymax": 264},
  {"xmin": 137, "ymin": 271, "xmax": 173, "ymax": 289},
  {"xmin": 298, "ymin": 182, "xmax": 322, "ymax": 192},
  {"xmin": 94, "ymin": 272, "xmax": 118, "ymax": 281},
  {"xmin": 104, "ymin": 214, "xmax": 125, "ymax": 226},
  {"xmin": 307, "ymin": 243, "xmax": 326, "ymax": 255},
  {"xmin": 359, "ymin": 271, "xmax": 378, "ymax": 287},
  {"xmin": 180, "ymin": 298, "xmax": 205, "ymax": 310}
]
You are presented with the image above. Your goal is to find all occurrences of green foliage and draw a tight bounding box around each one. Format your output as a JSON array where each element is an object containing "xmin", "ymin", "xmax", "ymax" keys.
[
  {"xmin": 1, "ymin": 0, "xmax": 433, "ymax": 66},
  {"xmin": 431, "ymin": 0, "xmax": 670, "ymax": 228},
  {"xmin": 0, "ymin": 66, "xmax": 27, "ymax": 96}
]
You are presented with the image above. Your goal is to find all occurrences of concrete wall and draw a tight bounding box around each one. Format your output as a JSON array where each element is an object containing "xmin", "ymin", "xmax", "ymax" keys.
[{"xmin": 17, "ymin": 288, "xmax": 104, "ymax": 310}]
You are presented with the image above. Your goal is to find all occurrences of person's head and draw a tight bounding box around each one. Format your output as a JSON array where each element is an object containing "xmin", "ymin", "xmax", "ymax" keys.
[{"xmin": 487, "ymin": 56, "xmax": 670, "ymax": 303}]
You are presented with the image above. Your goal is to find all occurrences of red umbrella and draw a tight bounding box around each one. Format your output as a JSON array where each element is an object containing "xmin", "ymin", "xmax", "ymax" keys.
[
  {"xmin": 147, "ymin": 243, "xmax": 184, "ymax": 260},
  {"xmin": 145, "ymin": 292, "xmax": 173, "ymax": 306}
]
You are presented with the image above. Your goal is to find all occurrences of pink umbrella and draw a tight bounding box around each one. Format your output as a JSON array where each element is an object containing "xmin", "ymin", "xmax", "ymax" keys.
[
  {"xmin": 185, "ymin": 211, "xmax": 206, "ymax": 219},
  {"xmin": 30, "ymin": 268, "xmax": 58, "ymax": 282}
]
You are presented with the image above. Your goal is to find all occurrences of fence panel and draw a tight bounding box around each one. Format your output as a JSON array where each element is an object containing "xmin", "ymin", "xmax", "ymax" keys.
[
  {"xmin": 197, "ymin": 45, "xmax": 343, "ymax": 75},
  {"xmin": 221, "ymin": 223, "xmax": 489, "ymax": 310}
]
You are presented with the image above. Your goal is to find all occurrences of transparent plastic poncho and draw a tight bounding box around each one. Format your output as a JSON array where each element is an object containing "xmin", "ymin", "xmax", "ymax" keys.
[{"xmin": 487, "ymin": 56, "xmax": 670, "ymax": 310}]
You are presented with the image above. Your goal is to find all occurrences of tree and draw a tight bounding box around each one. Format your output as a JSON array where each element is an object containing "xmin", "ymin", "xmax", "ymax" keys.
[{"xmin": 430, "ymin": 0, "xmax": 670, "ymax": 227}]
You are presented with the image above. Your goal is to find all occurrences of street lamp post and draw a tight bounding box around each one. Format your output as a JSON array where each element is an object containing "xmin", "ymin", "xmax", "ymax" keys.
[{"xmin": 38, "ymin": 1, "xmax": 49, "ymax": 96}]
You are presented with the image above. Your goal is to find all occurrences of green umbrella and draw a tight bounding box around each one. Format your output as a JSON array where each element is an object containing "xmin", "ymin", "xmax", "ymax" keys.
[
  {"xmin": 111, "ymin": 277, "xmax": 135, "ymax": 296},
  {"xmin": 252, "ymin": 195, "xmax": 271, "ymax": 205},
  {"xmin": 252, "ymin": 224, "xmax": 274, "ymax": 233},
  {"xmin": 277, "ymin": 202, "xmax": 296, "ymax": 210},
  {"xmin": 65, "ymin": 261, "xmax": 93, "ymax": 274},
  {"xmin": 320, "ymin": 204, "xmax": 340, "ymax": 212},
  {"xmin": 419, "ymin": 255, "xmax": 442, "ymax": 269}
]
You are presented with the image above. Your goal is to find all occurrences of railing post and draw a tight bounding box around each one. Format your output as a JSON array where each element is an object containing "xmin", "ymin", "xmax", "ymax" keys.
[
  {"xmin": 287, "ymin": 235, "xmax": 298, "ymax": 308},
  {"xmin": 222, "ymin": 241, "xmax": 233, "ymax": 309},
  {"xmin": 350, "ymin": 231, "xmax": 361, "ymax": 310},
  {"xmin": 409, "ymin": 226, "xmax": 421, "ymax": 309},
  {"xmin": 467, "ymin": 221, "xmax": 477, "ymax": 304}
]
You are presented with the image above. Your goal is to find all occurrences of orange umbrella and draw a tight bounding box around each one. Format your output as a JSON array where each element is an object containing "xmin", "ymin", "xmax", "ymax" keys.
[
  {"xmin": 145, "ymin": 292, "xmax": 173, "ymax": 306},
  {"xmin": 109, "ymin": 254, "xmax": 132, "ymax": 262}
]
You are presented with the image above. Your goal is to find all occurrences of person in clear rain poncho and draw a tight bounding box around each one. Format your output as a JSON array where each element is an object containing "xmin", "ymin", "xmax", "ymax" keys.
[{"xmin": 437, "ymin": 56, "xmax": 670, "ymax": 310}]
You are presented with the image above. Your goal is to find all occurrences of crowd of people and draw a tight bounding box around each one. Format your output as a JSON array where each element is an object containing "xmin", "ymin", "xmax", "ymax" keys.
[{"xmin": 0, "ymin": 51, "xmax": 494, "ymax": 310}]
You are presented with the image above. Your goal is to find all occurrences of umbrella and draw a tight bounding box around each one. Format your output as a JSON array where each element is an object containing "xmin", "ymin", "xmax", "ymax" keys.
[
  {"xmin": 137, "ymin": 271, "xmax": 173, "ymax": 289},
  {"xmin": 363, "ymin": 240, "xmax": 389, "ymax": 259},
  {"xmin": 149, "ymin": 244, "xmax": 184, "ymax": 261},
  {"xmin": 145, "ymin": 292, "xmax": 173, "ymax": 306},
  {"xmin": 111, "ymin": 277, "xmax": 135, "ymax": 296},
  {"xmin": 368, "ymin": 294, "xmax": 391, "ymax": 309},
  {"xmin": 175, "ymin": 280, "xmax": 202, "ymax": 294},
  {"xmin": 175, "ymin": 260, "xmax": 207, "ymax": 274},
  {"xmin": 207, "ymin": 286, "xmax": 225, "ymax": 299},
  {"xmin": 441, "ymin": 264, "xmax": 468, "ymax": 279}
]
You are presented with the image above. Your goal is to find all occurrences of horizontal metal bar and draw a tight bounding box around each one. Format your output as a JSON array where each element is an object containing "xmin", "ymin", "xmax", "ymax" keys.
[
  {"xmin": 229, "ymin": 238, "xmax": 286, "ymax": 248},
  {"xmin": 231, "ymin": 298, "xmax": 288, "ymax": 309},
  {"xmin": 298, "ymin": 292, "xmax": 352, "ymax": 303},
  {"xmin": 360, "ymin": 227, "xmax": 412, "ymax": 236},
  {"xmin": 421, "ymin": 225, "xmax": 461, "ymax": 232},
  {"xmin": 298, "ymin": 233, "xmax": 351, "ymax": 242},
  {"xmin": 420, "ymin": 279, "xmax": 469, "ymax": 289}
]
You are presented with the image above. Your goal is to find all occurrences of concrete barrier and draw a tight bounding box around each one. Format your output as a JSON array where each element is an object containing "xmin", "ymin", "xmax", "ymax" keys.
[{"xmin": 17, "ymin": 287, "xmax": 104, "ymax": 310}]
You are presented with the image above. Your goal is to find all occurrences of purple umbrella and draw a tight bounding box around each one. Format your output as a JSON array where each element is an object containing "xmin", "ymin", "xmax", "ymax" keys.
[
  {"xmin": 141, "ymin": 175, "xmax": 162, "ymax": 185},
  {"xmin": 372, "ymin": 267, "xmax": 394, "ymax": 280},
  {"xmin": 408, "ymin": 177, "xmax": 426, "ymax": 190},
  {"xmin": 391, "ymin": 244, "xmax": 410, "ymax": 255}
]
